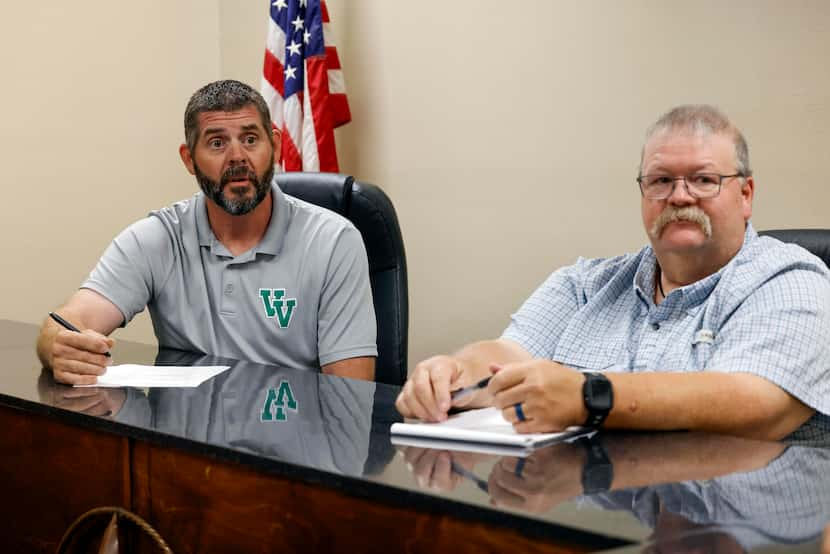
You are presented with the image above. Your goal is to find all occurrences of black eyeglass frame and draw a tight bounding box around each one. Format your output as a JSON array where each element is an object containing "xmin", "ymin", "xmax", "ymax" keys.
[{"xmin": 635, "ymin": 173, "xmax": 745, "ymax": 200}]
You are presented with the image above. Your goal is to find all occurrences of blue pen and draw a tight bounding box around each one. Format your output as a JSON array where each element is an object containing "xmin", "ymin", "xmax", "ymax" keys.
[
  {"xmin": 49, "ymin": 312, "xmax": 111, "ymax": 357},
  {"xmin": 450, "ymin": 376, "xmax": 492, "ymax": 402}
]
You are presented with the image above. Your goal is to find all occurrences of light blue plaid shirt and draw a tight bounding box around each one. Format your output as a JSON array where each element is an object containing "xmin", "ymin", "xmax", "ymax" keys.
[{"xmin": 502, "ymin": 223, "xmax": 830, "ymax": 415}]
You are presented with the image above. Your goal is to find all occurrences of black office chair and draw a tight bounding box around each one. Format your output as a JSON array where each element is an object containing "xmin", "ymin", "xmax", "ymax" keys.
[
  {"xmin": 276, "ymin": 172, "xmax": 409, "ymax": 386},
  {"xmin": 759, "ymin": 229, "xmax": 830, "ymax": 268}
]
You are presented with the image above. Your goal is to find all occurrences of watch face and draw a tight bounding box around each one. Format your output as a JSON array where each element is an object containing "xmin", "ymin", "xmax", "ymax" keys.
[{"xmin": 588, "ymin": 377, "xmax": 613, "ymax": 411}]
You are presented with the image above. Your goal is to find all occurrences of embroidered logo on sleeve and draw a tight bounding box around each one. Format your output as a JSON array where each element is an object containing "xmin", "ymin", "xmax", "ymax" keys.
[
  {"xmin": 259, "ymin": 288, "xmax": 297, "ymax": 328},
  {"xmin": 692, "ymin": 329, "xmax": 715, "ymax": 345}
]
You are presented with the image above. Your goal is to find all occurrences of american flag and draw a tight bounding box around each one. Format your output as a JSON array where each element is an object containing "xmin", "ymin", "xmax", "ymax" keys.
[{"xmin": 261, "ymin": 0, "xmax": 351, "ymax": 172}]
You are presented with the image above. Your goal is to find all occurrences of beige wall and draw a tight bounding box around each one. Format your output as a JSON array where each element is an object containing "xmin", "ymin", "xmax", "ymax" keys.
[{"xmin": 2, "ymin": 1, "xmax": 829, "ymax": 370}]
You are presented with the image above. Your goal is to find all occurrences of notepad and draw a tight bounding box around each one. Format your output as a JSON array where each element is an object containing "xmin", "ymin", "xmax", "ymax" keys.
[
  {"xmin": 74, "ymin": 364, "xmax": 231, "ymax": 388},
  {"xmin": 390, "ymin": 407, "xmax": 590, "ymax": 455}
]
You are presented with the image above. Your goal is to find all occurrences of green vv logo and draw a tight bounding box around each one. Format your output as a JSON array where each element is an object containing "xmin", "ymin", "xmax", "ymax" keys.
[
  {"xmin": 259, "ymin": 288, "xmax": 297, "ymax": 328},
  {"xmin": 260, "ymin": 380, "xmax": 298, "ymax": 422}
]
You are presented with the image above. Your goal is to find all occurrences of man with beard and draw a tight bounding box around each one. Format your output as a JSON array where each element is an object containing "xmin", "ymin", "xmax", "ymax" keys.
[
  {"xmin": 396, "ymin": 105, "xmax": 830, "ymax": 440},
  {"xmin": 37, "ymin": 80, "xmax": 377, "ymax": 383}
]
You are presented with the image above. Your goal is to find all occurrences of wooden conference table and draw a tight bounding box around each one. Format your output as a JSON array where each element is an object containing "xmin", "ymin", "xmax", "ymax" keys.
[{"xmin": 2, "ymin": 319, "xmax": 830, "ymax": 553}]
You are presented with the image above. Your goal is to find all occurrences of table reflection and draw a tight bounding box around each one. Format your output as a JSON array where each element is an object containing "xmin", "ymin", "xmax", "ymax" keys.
[
  {"xmin": 37, "ymin": 372, "xmax": 126, "ymax": 418},
  {"xmin": 37, "ymin": 348, "xmax": 395, "ymax": 478},
  {"xmin": 399, "ymin": 431, "xmax": 830, "ymax": 552}
]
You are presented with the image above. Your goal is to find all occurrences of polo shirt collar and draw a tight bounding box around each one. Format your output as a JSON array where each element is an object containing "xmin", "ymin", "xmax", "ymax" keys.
[
  {"xmin": 256, "ymin": 181, "xmax": 290, "ymax": 257},
  {"xmin": 634, "ymin": 222, "xmax": 757, "ymax": 309},
  {"xmin": 194, "ymin": 178, "xmax": 290, "ymax": 258},
  {"xmin": 195, "ymin": 192, "xmax": 213, "ymax": 248}
]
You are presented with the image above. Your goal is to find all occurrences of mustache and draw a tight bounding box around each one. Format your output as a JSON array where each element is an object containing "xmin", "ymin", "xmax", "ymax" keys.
[
  {"xmin": 650, "ymin": 206, "xmax": 712, "ymax": 239},
  {"xmin": 221, "ymin": 165, "xmax": 258, "ymax": 186}
]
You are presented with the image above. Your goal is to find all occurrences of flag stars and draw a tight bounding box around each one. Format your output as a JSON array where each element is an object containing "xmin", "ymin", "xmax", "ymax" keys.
[
  {"xmin": 303, "ymin": 29, "xmax": 312, "ymax": 44},
  {"xmin": 284, "ymin": 65, "xmax": 297, "ymax": 80},
  {"xmin": 291, "ymin": 15, "xmax": 304, "ymax": 31},
  {"xmin": 299, "ymin": 0, "xmax": 307, "ymax": 6},
  {"xmin": 272, "ymin": 0, "xmax": 287, "ymax": 10},
  {"xmin": 287, "ymin": 40, "xmax": 301, "ymax": 56}
]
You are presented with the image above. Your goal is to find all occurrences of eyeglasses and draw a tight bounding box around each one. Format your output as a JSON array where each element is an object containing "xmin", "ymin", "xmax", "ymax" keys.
[{"xmin": 636, "ymin": 173, "xmax": 744, "ymax": 200}]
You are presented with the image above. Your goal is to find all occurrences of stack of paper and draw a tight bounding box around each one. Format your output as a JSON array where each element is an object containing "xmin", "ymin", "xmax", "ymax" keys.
[{"xmin": 391, "ymin": 407, "xmax": 589, "ymax": 455}]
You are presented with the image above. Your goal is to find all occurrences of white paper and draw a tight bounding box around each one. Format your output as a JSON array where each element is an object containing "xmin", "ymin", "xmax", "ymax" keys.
[
  {"xmin": 390, "ymin": 407, "xmax": 587, "ymax": 451},
  {"xmin": 390, "ymin": 434, "xmax": 538, "ymax": 458},
  {"xmin": 75, "ymin": 364, "xmax": 231, "ymax": 388}
]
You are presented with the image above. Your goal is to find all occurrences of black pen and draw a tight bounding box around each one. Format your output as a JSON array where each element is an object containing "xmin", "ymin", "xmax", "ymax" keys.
[
  {"xmin": 451, "ymin": 461, "xmax": 489, "ymax": 493},
  {"xmin": 49, "ymin": 312, "xmax": 111, "ymax": 357},
  {"xmin": 450, "ymin": 376, "xmax": 492, "ymax": 402}
]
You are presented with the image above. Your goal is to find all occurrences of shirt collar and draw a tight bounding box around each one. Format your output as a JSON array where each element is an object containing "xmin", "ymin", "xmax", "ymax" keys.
[
  {"xmin": 634, "ymin": 222, "xmax": 757, "ymax": 308},
  {"xmin": 255, "ymin": 181, "xmax": 289, "ymax": 257},
  {"xmin": 195, "ymin": 192, "xmax": 213, "ymax": 248},
  {"xmin": 194, "ymin": 178, "xmax": 289, "ymax": 258}
]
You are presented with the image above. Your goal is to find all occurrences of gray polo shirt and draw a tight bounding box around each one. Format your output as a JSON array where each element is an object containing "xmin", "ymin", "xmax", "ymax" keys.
[{"xmin": 82, "ymin": 183, "xmax": 377, "ymax": 369}]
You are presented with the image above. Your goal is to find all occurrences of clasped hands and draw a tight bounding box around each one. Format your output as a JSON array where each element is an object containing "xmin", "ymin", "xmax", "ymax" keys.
[{"xmin": 395, "ymin": 356, "xmax": 589, "ymax": 433}]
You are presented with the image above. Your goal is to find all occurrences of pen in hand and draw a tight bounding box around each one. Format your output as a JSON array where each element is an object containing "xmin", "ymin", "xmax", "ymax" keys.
[
  {"xmin": 450, "ymin": 376, "xmax": 492, "ymax": 402},
  {"xmin": 49, "ymin": 312, "xmax": 111, "ymax": 357},
  {"xmin": 450, "ymin": 364, "xmax": 504, "ymax": 404}
]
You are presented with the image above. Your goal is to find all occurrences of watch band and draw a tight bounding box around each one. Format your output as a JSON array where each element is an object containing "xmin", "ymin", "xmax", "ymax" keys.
[
  {"xmin": 579, "ymin": 435, "xmax": 614, "ymax": 494},
  {"xmin": 582, "ymin": 372, "xmax": 613, "ymax": 428}
]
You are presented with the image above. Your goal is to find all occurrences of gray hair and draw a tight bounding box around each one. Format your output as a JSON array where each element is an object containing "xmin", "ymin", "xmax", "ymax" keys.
[
  {"xmin": 184, "ymin": 80, "xmax": 273, "ymax": 152},
  {"xmin": 640, "ymin": 104, "xmax": 752, "ymax": 177}
]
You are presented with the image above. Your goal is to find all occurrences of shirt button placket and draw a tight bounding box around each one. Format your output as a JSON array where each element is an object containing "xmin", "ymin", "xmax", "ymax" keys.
[{"xmin": 221, "ymin": 267, "xmax": 237, "ymax": 314}]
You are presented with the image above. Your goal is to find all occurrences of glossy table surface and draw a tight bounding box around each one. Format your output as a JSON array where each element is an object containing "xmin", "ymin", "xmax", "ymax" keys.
[{"xmin": 3, "ymin": 319, "xmax": 830, "ymax": 553}]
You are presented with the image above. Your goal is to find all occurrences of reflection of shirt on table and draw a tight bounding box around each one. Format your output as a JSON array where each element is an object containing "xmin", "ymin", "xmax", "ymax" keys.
[
  {"xmin": 115, "ymin": 350, "xmax": 375, "ymax": 477},
  {"xmin": 503, "ymin": 223, "xmax": 830, "ymax": 422},
  {"xmin": 584, "ymin": 445, "xmax": 830, "ymax": 551}
]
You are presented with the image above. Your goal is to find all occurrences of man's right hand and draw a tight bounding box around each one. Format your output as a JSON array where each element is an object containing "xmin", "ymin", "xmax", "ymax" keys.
[
  {"xmin": 38, "ymin": 290, "xmax": 125, "ymax": 385},
  {"xmin": 50, "ymin": 328, "xmax": 114, "ymax": 385},
  {"xmin": 395, "ymin": 355, "xmax": 472, "ymax": 422}
]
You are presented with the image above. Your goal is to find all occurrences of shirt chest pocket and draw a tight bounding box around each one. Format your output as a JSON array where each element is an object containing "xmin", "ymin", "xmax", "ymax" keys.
[{"xmin": 553, "ymin": 340, "xmax": 629, "ymax": 372}]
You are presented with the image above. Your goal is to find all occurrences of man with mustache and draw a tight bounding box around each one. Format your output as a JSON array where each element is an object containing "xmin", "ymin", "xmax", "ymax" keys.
[
  {"xmin": 37, "ymin": 80, "xmax": 377, "ymax": 383},
  {"xmin": 397, "ymin": 105, "xmax": 830, "ymax": 439}
]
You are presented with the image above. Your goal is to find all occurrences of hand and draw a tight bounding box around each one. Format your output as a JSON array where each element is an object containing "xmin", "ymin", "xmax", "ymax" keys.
[
  {"xmin": 50, "ymin": 328, "xmax": 114, "ymax": 385},
  {"xmin": 823, "ymin": 523, "xmax": 830, "ymax": 554},
  {"xmin": 488, "ymin": 360, "xmax": 587, "ymax": 433},
  {"xmin": 37, "ymin": 371, "xmax": 126, "ymax": 417},
  {"xmin": 487, "ymin": 444, "xmax": 585, "ymax": 513},
  {"xmin": 400, "ymin": 446, "xmax": 487, "ymax": 492},
  {"xmin": 396, "ymin": 355, "xmax": 480, "ymax": 421}
]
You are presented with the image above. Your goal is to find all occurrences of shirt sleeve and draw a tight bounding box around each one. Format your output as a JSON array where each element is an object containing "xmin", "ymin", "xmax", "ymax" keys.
[
  {"xmin": 81, "ymin": 216, "xmax": 174, "ymax": 326},
  {"xmin": 502, "ymin": 257, "xmax": 601, "ymax": 359},
  {"xmin": 704, "ymin": 264, "xmax": 830, "ymax": 415},
  {"xmin": 316, "ymin": 226, "xmax": 378, "ymax": 366}
]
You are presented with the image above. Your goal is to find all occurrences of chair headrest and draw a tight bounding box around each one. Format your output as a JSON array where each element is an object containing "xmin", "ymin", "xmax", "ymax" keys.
[{"xmin": 759, "ymin": 229, "xmax": 830, "ymax": 268}]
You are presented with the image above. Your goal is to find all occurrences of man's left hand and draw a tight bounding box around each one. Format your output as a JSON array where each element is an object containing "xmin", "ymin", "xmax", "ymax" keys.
[{"xmin": 488, "ymin": 360, "xmax": 588, "ymax": 433}]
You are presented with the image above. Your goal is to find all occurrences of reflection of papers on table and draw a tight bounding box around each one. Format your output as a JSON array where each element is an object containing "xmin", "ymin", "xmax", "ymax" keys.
[
  {"xmin": 390, "ymin": 407, "xmax": 591, "ymax": 456},
  {"xmin": 75, "ymin": 364, "xmax": 231, "ymax": 388}
]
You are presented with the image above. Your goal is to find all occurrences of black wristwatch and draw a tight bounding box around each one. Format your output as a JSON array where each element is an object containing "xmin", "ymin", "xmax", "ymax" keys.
[
  {"xmin": 582, "ymin": 372, "xmax": 613, "ymax": 428},
  {"xmin": 578, "ymin": 435, "xmax": 613, "ymax": 494}
]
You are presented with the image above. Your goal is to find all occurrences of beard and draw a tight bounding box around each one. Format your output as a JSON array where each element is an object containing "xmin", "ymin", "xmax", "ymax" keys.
[{"xmin": 195, "ymin": 156, "xmax": 275, "ymax": 216}]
